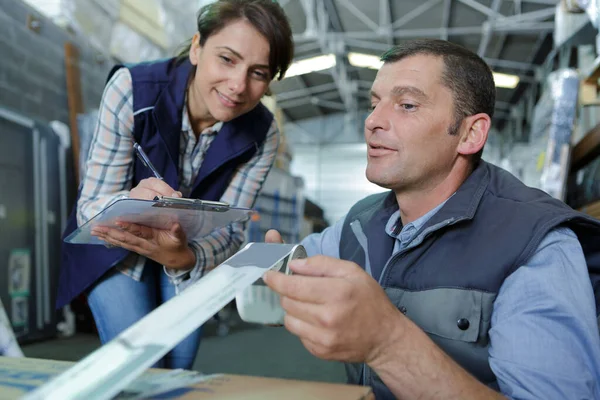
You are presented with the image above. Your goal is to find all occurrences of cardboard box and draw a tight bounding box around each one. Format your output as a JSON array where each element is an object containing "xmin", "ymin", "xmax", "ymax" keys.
[{"xmin": 0, "ymin": 356, "xmax": 373, "ymax": 399}]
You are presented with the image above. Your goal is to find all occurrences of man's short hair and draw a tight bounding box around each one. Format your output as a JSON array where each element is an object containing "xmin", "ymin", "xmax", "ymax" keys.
[{"xmin": 381, "ymin": 39, "xmax": 496, "ymax": 161}]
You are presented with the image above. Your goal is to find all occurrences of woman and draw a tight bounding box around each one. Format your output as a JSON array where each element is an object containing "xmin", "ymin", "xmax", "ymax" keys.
[{"xmin": 57, "ymin": 0, "xmax": 294, "ymax": 370}]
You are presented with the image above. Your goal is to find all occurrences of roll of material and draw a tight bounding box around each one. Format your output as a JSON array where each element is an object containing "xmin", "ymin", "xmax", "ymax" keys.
[
  {"xmin": 236, "ymin": 244, "xmax": 307, "ymax": 325},
  {"xmin": 24, "ymin": 242, "xmax": 306, "ymax": 400}
]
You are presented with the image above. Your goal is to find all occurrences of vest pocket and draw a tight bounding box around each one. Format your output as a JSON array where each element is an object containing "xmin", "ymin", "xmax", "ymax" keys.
[{"xmin": 385, "ymin": 287, "xmax": 494, "ymax": 343}]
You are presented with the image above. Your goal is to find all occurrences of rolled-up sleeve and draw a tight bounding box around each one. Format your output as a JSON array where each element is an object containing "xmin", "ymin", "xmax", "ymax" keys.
[
  {"xmin": 300, "ymin": 215, "xmax": 346, "ymax": 258},
  {"xmin": 489, "ymin": 227, "xmax": 600, "ymax": 399},
  {"xmin": 76, "ymin": 68, "xmax": 135, "ymax": 226}
]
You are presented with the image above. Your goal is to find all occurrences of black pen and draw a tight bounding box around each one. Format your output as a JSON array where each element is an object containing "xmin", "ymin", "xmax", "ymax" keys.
[{"xmin": 133, "ymin": 143, "xmax": 164, "ymax": 180}]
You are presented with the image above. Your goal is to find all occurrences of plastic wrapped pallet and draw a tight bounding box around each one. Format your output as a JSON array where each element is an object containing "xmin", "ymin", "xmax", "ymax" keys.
[
  {"xmin": 565, "ymin": 0, "xmax": 586, "ymax": 12},
  {"xmin": 157, "ymin": 0, "xmax": 198, "ymax": 52},
  {"xmin": 567, "ymin": 157, "xmax": 600, "ymax": 208},
  {"xmin": 530, "ymin": 69, "xmax": 580, "ymax": 200},
  {"xmin": 554, "ymin": 2, "xmax": 594, "ymax": 48},
  {"xmin": 109, "ymin": 21, "xmax": 164, "ymax": 63},
  {"xmin": 247, "ymin": 169, "xmax": 305, "ymax": 245},
  {"xmin": 577, "ymin": 0, "xmax": 599, "ymax": 27}
]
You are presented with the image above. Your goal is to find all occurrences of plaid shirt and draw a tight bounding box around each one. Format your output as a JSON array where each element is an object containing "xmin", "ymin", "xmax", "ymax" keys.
[{"xmin": 77, "ymin": 68, "xmax": 279, "ymax": 292}]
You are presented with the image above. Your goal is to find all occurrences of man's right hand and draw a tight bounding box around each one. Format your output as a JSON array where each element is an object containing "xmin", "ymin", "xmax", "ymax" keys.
[
  {"xmin": 265, "ymin": 229, "xmax": 284, "ymax": 244},
  {"xmin": 129, "ymin": 178, "xmax": 182, "ymax": 200},
  {"xmin": 264, "ymin": 229, "xmax": 286, "ymax": 327}
]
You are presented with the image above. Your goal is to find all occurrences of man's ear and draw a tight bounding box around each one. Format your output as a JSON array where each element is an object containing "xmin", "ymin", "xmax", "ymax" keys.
[
  {"xmin": 457, "ymin": 113, "xmax": 490, "ymax": 156},
  {"xmin": 188, "ymin": 32, "xmax": 201, "ymax": 66}
]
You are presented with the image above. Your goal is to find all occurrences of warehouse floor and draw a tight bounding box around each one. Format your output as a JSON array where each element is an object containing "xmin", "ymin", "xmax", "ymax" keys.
[{"xmin": 21, "ymin": 314, "xmax": 347, "ymax": 383}]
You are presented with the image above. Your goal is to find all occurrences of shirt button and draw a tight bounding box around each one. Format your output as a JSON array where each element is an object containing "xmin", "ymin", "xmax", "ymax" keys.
[
  {"xmin": 399, "ymin": 306, "xmax": 407, "ymax": 315},
  {"xmin": 457, "ymin": 318, "xmax": 470, "ymax": 330}
]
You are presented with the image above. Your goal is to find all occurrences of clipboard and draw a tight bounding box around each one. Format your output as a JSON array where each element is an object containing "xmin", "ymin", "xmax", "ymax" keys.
[{"xmin": 64, "ymin": 196, "xmax": 255, "ymax": 245}]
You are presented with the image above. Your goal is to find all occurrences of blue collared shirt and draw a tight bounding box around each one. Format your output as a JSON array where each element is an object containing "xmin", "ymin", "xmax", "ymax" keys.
[{"xmin": 301, "ymin": 205, "xmax": 600, "ymax": 399}]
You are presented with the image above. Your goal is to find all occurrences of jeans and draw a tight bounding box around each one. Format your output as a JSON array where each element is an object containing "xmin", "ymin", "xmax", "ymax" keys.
[{"xmin": 87, "ymin": 266, "xmax": 202, "ymax": 369}]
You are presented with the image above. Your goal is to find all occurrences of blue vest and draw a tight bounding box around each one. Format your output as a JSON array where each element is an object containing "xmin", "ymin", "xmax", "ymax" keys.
[
  {"xmin": 57, "ymin": 58, "xmax": 274, "ymax": 309},
  {"xmin": 339, "ymin": 161, "xmax": 600, "ymax": 399}
]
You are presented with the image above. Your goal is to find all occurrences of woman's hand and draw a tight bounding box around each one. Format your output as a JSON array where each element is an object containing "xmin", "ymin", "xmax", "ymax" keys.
[
  {"xmin": 90, "ymin": 177, "xmax": 195, "ymax": 269},
  {"xmin": 129, "ymin": 178, "xmax": 182, "ymax": 200},
  {"xmin": 91, "ymin": 221, "xmax": 196, "ymax": 270}
]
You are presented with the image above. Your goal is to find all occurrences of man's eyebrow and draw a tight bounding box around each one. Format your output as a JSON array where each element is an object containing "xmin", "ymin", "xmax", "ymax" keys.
[
  {"xmin": 216, "ymin": 46, "xmax": 270, "ymax": 70},
  {"xmin": 390, "ymin": 85, "xmax": 429, "ymax": 101},
  {"xmin": 369, "ymin": 90, "xmax": 380, "ymax": 99}
]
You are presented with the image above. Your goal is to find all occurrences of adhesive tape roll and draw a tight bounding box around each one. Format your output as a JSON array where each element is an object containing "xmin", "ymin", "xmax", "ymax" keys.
[{"xmin": 235, "ymin": 243, "xmax": 307, "ymax": 324}]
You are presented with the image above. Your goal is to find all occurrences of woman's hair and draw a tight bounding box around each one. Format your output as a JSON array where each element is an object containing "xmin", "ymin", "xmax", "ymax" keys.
[{"xmin": 176, "ymin": 0, "xmax": 294, "ymax": 81}]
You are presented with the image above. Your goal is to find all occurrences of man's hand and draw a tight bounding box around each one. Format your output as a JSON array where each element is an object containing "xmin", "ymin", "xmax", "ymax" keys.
[
  {"xmin": 91, "ymin": 222, "xmax": 196, "ymax": 270},
  {"xmin": 263, "ymin": 256, "xmax": 403, "ymax": 364},
  {"xmin": 264, "ymin": 257, "xmax": 504, "ymax": 400}
]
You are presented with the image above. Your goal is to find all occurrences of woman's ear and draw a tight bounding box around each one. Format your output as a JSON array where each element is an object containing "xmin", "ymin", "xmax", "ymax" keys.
[
  {"xmin": 457, "ymin": 113, "xmax": 490, "ymax": 156},
  {"xmin": 188, "ymin": 32, "xmax": 201, "ymax": 66}
]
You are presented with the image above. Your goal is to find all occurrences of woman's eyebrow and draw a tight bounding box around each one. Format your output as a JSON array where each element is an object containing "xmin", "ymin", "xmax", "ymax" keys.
[{"xmin": 215, "ymin": 46, "xmax": 269, "ymax": 69}]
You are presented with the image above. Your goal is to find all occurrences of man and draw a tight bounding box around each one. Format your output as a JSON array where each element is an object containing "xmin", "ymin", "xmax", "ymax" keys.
[{"xmin": 263, "ymin": 39, "xmax": 600, "ymax": 399}]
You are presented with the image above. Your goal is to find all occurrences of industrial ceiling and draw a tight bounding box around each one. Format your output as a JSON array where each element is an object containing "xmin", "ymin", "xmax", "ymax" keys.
[{"xmin": 270, "ymin": 0, "xmax": 560, "ymax": 127}]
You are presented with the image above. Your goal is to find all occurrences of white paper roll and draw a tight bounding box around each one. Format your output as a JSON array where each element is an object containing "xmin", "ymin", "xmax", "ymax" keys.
[
  {"xmin": 24, "ymin": 242, "xmax": 306, "ymax": 400},
  {"xmin": 236, "ymin": 244, "xmax": 307, "ymax": 324}
]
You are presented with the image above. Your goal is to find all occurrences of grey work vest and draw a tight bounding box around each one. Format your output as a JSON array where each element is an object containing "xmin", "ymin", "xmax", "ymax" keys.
[{"xmin": 339, "ymin": 161, "xmax": 600, "ymax": 399}]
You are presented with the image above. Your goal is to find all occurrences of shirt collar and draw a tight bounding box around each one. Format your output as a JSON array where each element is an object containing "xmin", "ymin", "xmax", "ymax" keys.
[
  {"xmin": 385, "ymin": 196, "xmax": 452, "ymax": 240},
  {"xmin": 181, "ymin": 99, "xmax": 224, "ymax": 135}
]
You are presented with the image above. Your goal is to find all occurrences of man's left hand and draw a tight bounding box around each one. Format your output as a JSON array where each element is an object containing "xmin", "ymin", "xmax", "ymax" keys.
[
  {"xmin": 91, "ymin": 222, "xmax": 195, "ymax": 270},
  {"xmin": 263, "ymin": 256, "xmax": 403, "ymax": 364}
]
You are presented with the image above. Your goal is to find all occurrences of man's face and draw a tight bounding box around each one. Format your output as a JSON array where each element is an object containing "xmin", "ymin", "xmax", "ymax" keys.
[
  {"xmin": 189, "ymin": 18, "xmax": 271, "ymax": 122},
  {"xmin": 365, "ymin": 54, "xmax": 463, "ymax": 192}
]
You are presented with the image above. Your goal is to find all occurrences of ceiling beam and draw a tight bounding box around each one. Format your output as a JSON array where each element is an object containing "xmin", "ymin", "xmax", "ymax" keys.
[
  {"xmin": 485, "ymin": 57, "xmax": 536, "ymax": 71},
  {"xmin": 492, "ymin": 21, "xmax": 554, "ymax": 33},
  {"xmin": 440, "ymin": 0, "xmax": 452, "ymax": 40},
  {"xmin": 345, "ymin": 38, "xmax": 393, "ymax": 52},
  {"xmin": 324, "ymin": 0, "xmax": 344, "ymax": 31},
  {"xmin": 275, "ymin": 82, "xmax": 339, "ymax": 102},
  {"xmin": 336, "ymin": 0, "xmax": 380, "ymax": 32},
  {"xmin": 506, "ymin": 0, "xmax": 556, "ymax": 5},
  {"xmin": 294, "ymin": 41, "xmax": 322, "ymax": 55},
  {"xmin": 478, "ymin": 0, "xmax": 503, "ymax": 57},
  {"xmin": 278, "ymin": 91, "xmax": 343, "ymax": 109},
  {"xmin": 488, "ymin": 0, "xmax": 512, "ymax": 63},
  {"xmin": 392, "ymin": 0, "xmax": 443, "ymax": 30},
  {"xmin": 295, "ymin": 22, "xmax": 554, "ymax": 41},
  {"xmin": 514, "ymin": 0, "xmax": 522, "ymax": 14},
  {"xmin": 319, "ymin": 0, "xmax": 358, "ymax": 115},
  {"xmin": 494, "ymin": 7, "xmax": 557, "ymax": 26},
  {"xmin": 456, "ymin": 0, "xmax": 505, "ymax": 19},
  {"xmin": 379, "ymin": 0, "xmax": 394, "ymax": 46}
]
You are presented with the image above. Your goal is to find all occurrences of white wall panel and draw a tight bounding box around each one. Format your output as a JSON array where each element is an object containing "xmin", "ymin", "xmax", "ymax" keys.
[{"xmin": 290, "ymin": 143, "xmax": 385, "ymax": 224}]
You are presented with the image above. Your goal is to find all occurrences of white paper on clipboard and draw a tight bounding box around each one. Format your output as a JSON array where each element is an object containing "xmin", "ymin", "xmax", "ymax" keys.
[{"xmin": 64, "ymin": 197, "xmax": 254, "ymax": 245}]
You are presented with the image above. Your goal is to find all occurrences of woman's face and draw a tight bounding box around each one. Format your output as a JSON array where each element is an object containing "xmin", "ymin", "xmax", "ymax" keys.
[{"xmin": 188, "ymin": 18, "xmax": 272, "ymax": 123}]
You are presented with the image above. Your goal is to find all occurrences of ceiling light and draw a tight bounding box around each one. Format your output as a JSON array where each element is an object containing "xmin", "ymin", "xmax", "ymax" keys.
[
  {"xmin": 348, "ymin": 52, "xmax": 383, "ymax": 70},
  {"xmin": 492, "ymin": 72, "xmax": 520, "ymax": 89},
  {"xmin": 285, "ymin": 54, "xmax": 336, "ymax": 78},
  {"xmin": 347, "ymin": 52, "xmax": 520, "ymax": 89}
]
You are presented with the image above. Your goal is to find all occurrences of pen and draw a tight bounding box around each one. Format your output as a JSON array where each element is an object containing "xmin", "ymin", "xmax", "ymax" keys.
[{"xmin": 133, "ymin": 143, "xmax": 164, "ymax": 180}]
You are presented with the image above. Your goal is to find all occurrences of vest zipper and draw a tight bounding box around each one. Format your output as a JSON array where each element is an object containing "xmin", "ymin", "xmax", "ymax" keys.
[
  {"xmin": 354, "ymin": 216, "xmax": 464, "ymax": 387},
  {"xmin": 377, "ymin": 217, "xmax": 460, "ymax": 285}
]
